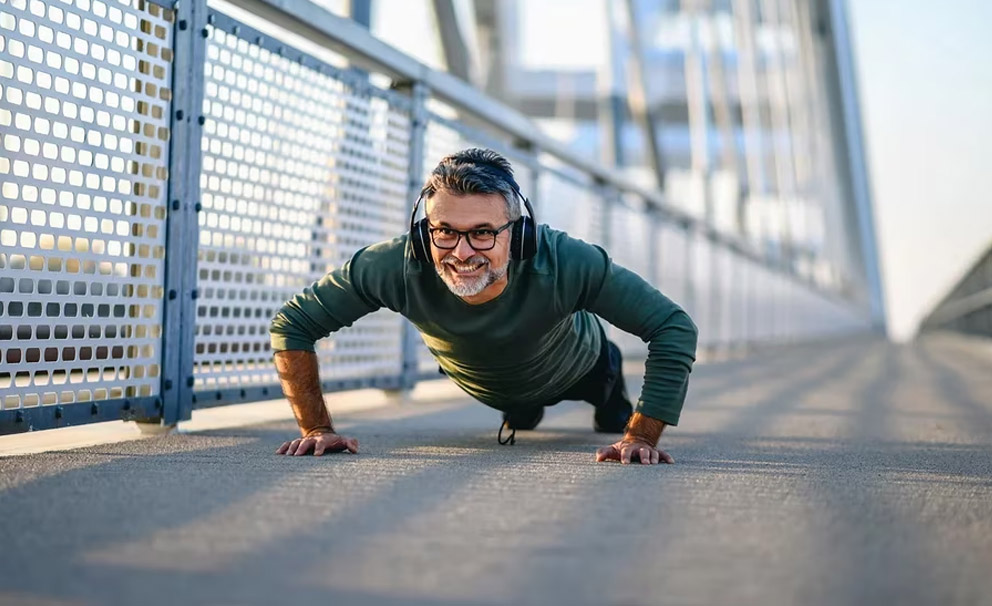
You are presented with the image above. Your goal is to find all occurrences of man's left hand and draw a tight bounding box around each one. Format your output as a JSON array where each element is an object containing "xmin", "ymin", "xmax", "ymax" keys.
[{"xmin": 595, "ymin": 438, "xmax": 674, "ymax": 465}]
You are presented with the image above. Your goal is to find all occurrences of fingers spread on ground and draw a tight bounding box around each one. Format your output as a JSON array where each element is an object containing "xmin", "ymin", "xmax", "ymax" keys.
[
  {"xmin": 651, "ymin": 450, "xmax": 660, "ymax": 465},
  {"xmin": 661, "ymin": 451, "xmax": 675, "ymax": 464},
  {"xmin": 346, "ymin": 439, "xmax": 359, "ymax": 454},
  {"xmin": 276, "ymin": 442, "xmax": 291, "ymax": 454},
  {"xmin": 292, "ymin": 439, "xmax": 313, "ymax": 456}
]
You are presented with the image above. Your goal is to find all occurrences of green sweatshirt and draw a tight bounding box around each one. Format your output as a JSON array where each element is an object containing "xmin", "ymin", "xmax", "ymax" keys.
[{"xmin": 269, "ymin": 225, "xmax": 698, "ymax": 425}]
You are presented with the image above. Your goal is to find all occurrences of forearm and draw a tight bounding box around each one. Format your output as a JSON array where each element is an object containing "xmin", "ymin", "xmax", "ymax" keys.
[
  {"xmin": 624, "ymin": 412, "xmax": 667, "ymax": 447},
  {"xmin": 633, "ymin": 312, "xmax": 697, "ymax": 425},
  {"xmin": 274, "ymin": 350, "xmax": 334, "ymax": 437}
]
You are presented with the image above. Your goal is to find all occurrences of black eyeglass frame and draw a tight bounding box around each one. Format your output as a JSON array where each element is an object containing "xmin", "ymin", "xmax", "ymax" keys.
[{"xmin": 427, "ymin": 220, "xmax": 515, "ymax": 251}]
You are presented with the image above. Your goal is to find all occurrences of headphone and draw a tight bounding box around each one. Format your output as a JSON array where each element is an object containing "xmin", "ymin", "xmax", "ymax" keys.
[{"xmin": 409, "ymin": 165, "xmax": 538, "ymax": 264}]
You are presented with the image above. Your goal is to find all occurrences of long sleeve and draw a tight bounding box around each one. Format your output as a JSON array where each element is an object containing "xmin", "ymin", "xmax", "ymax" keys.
[
  {"xmin": 561, "ymin": 235, "xmax": 698, "ymax": 425},
  {"xmin": 269, "ymin": 236, "xmax": 408, "ymax": 352}
]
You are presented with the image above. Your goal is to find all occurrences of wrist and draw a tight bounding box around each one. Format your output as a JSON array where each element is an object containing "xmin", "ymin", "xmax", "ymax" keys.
[
  {"xmin": 622, "ymin": 412, "xmax": 666, "ymax": 447},
  {"xmin": 302, "ymin": 426, "xmax": 334, "ymax": 438}
]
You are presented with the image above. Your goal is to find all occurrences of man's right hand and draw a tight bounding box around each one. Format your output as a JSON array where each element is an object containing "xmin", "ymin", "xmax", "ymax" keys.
[{"xmin": 276, "ymin": 431, "xmax": 359, "ymax": 456}]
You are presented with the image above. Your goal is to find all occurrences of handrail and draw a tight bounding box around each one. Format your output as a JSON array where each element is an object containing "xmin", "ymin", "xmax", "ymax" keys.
[{"xmin": 924, "ymin": 287, "xmax": 992, "ymax": 327}]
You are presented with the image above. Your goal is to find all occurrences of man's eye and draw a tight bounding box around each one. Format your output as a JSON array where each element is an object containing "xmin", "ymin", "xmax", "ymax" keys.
[
  {"xmin": 437, "ymin": 228, "xmax": 456, "ymax": 236},
  {"xmin": 470, "ymin": 230, "xmax": 496, "ymax": 238}
]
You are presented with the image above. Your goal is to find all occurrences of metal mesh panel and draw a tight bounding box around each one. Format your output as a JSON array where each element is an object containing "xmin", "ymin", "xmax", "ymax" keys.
[
  {"xmin": 607, "ymin": 203, "xmax": 653, "ymax": 356},
  {"xmin": 725, "ymin": 253, "xmax": 749, "ymax": 345},
  {"xmin": 657, "ymin": 222, "xmax": 689, "ymax": 310},
  {"xmin": 689, "ymin": 235, "xmax": 714, "ymax": 347},
  {"xmin": 609, "ymin": 203, "xmax": 652, "ymax": 281},
  {"xmin": 538, "ymin": 172, "xmax": 605, "ymax": 246},
  {"xmin": 0, "ymin": 0, "xmax": 174, "ymax": 409},
  {"xmin": 194, "ymin": 22, "xmax": 411, "ymax": 393},
  {"xmin": 711, "ymin": 245, "xmax": 734, "ymax": 347}
]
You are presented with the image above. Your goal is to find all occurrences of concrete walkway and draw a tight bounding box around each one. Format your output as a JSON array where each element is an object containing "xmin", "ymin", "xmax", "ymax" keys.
[{"xmin": 1, "ymin": 334, "xmax": 991, "ymax": 606}]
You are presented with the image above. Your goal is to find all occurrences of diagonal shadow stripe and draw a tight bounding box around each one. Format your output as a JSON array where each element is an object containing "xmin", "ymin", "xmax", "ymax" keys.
[
  {"xmin": 849, "ymin": 342, "xmax": 903, "ymax": 442},
  {"xmin": 915, "ymin": 340, "xmax": 992, "ymax": 423},
  {"xmin": 685, "ymin": 339, "xmax": 869, "ymax": 403},
  {"xmin": 713, "ymin": 342, "xmax": 875, "ymax": 438}
]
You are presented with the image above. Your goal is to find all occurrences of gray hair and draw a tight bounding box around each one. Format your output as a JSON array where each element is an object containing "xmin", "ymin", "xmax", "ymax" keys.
[{"xmin": 420, "ymin": 148, "xmax": 522, "ymax": 221}]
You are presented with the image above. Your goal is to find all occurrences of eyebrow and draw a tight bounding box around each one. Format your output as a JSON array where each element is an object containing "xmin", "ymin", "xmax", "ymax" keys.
[{"xmin": 435, "ymin": 221, "xmax": 498, "ymax": 230}]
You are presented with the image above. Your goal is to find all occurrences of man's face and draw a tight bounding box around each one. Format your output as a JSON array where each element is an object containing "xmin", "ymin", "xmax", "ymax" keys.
[{"xmin": 425, "ymin": 190, "xmax": 512, "ymax": 300}]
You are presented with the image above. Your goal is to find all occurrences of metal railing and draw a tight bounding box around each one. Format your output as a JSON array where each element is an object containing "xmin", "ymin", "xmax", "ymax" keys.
[
  {"xmin": 921, "ymin": 243, "xmax": 992, "ymax": 338},
  {"xmin": 0, "ymin": 0, "xmax": 872, "ymax": 434}
]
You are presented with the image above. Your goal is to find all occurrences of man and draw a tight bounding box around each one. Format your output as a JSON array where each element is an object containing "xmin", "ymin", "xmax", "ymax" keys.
[{"xmin": 270, "ymin": 148, "xmax": 698, "ymax": 464}]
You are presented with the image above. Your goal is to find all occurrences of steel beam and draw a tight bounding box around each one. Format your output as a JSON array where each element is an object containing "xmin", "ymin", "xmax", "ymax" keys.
[
  {"xmin": 432, "ymin": 0, "xmax": 478, "ymax": 85},
  {"xmin": 622, "ymin": 0, "xmax": 667, "ymax": 189},
  {"xmin": 160, "ymin": 0, "xmax": 209, "ymax": 426}
]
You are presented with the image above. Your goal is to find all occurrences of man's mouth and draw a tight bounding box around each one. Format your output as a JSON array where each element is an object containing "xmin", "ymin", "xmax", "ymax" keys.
[{"xmin": 444, "ymin": 260, "xmax": 487, "ymax": 276}]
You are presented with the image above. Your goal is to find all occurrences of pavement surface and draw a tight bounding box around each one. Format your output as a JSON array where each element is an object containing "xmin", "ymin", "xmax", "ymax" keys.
[{"xmin": 1, "ymin": 333, "xmax": 991, "ymax": 606}]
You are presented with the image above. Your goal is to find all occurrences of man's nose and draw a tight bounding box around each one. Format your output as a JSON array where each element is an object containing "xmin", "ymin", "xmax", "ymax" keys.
[{"xmin": 452, "ymin": 235, "xmax": 475, "ymax": 259}]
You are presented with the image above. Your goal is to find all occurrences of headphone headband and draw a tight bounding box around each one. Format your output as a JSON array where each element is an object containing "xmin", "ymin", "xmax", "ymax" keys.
[{"xmin": 409, "ymin": 161, "xmax": 538, "ymax": 264}]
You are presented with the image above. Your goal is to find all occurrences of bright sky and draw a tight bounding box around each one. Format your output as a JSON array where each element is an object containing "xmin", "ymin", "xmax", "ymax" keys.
[
  {"xmin": 517, "ymin": 0, "xmax": 606, "ymax": 70},
  {"xmin": 846, "ymin": 0, "xmax": 992, "ymax": 341}
]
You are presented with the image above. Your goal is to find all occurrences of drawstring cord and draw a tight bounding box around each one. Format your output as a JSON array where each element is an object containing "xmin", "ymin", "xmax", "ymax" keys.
[{"xmin": 498, "ymin": 420, "xmax": 516, "ymax": 445}]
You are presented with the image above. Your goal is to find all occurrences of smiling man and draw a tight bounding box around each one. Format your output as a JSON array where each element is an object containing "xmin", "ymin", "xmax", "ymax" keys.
[{"xmin": 269, "ymin": 148, "xmax": 698, "ymax": 464}]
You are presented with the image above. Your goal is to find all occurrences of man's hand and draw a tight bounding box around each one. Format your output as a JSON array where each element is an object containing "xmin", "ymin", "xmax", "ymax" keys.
[
  {"xmin": 276, "ymin": 431, "xmax": 359, "ymax": 456},
  {"xmin": 595, "ymin": 437, "xmax": 674, "ymax": 464},
  {"xmin": 595, "ymin": 412, "xmax": 672, "ymax": 464}
]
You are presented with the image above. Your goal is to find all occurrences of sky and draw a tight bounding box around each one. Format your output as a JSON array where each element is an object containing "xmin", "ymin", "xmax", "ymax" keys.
[{"xmin": 845, "ymin": 0, "xmax": 992, "ymax": 341}]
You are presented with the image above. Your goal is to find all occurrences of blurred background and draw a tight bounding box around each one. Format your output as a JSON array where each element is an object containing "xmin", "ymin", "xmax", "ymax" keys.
[{"xmin": 304, "ymin": 0, "xmax": 992, "ymax": 343}]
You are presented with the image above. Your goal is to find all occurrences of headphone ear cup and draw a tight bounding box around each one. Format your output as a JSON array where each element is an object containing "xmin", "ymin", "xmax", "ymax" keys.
[
  {"xmin": 509, "ymin": 216, "xmax": 537, "ymax": 261},
  {"xmin": 519, "ymin": 216, "xmax": 537, "ymax": 260},
  {"xmin": 411, "ymin": 218, "xmax": 432, "ymax": 263}
]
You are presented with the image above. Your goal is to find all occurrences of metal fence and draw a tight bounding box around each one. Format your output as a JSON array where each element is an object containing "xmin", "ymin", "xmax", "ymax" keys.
[
  {"xmin": 921, "ymin": 243, "xmax": 992, "ymax": 338},
  {"xmin": 0, "ymin": 0, "xmax": 871, "ymax": 434}
]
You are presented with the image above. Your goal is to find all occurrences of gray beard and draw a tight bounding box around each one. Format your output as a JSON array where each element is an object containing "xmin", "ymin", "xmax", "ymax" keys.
[{"xmin": 436, "ymin": 255, "xmax": 509, "ymax": 298}]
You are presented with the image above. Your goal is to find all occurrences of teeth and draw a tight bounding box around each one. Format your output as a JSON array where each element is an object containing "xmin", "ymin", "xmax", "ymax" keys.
[{"xmin": 449, "ymin": 263, "xmax": 483, "ymax": 274}]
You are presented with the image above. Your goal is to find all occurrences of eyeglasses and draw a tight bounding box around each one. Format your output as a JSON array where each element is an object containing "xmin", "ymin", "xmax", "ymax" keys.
[{"xmin": 428, "ymin": 220, "xmax": 515, "ymax": 251}]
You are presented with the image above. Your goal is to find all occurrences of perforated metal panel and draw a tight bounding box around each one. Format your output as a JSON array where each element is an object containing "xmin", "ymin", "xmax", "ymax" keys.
[
  {"xmin": 607, "ymin": 203, "xmax": 654, "ymax": 356},
  {"xmin": 538, "ymin": 171, "xmax": 606, "ymax": 246},
  {"xmin": 657, "ymin": 222, "xmax": 689, "ymax": 310},
  {"xmin": 193, "ymin": 17, "xmax": 411, "ymax": 395},
  {"xmin": 0, "ymin": 0, "xmax": 174, "ymax": 411},
  {"xmin": 689, "ymin": 235, "xmax": 714, "ymax": 347},
  {"xmin": 609, "ymin": 203, "xmax": 652, "ymax": 282}
]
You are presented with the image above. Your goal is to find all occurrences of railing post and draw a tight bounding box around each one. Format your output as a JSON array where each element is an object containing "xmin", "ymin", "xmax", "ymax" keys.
[
  {"xmin": 160, "ymin": 0, "xmax": 209, "ymax": 426},
  {"xmin": 396, "ymin": 80, "xmax": 429, "ymax": 390},
  {"xmin": 599, "ymin": 181, "xmax": 614, "ymax": 250},
  {"xmin": 647, "ymin": 210, "xmax": 661, "ymax": 288},
  {"xmin": 683, "ymin": 219, "xmax": 697, "ymax": 327}
]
